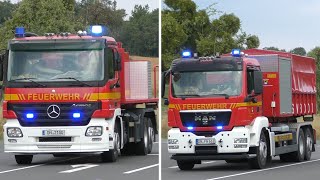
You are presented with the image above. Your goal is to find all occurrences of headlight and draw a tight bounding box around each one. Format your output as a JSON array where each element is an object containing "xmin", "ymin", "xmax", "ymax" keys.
[
  {"xmin": 168, "ymin": 139, "xmax": 178, "ymax": 144},
  {"xmin": 234, "ymin": 138, "xmax": 247, "ymax": 143},
  {"xmin": 7, "ymin": 127, "xmax": 23, "ymax": 137},
  {"xmin": 85, "ymin": 126, "xmax": 103, "ymax": 136}
]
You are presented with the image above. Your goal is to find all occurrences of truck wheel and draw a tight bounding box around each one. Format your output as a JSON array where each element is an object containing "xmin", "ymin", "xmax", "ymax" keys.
[
  {"xmin": 293, "ymin": 128, "xmax": 306, "ymax": 162},
  {"xmin": 147, "ymin": 118, "xmax": 154, "ymax": 154},
  {"xmin": 177, "ymin": 160, "xmax": 195, "ymax": 170},
  {"xmin": 249, "ymin": 130, "xmax": 268, "ymax": 169},
  {"xmin": 304, "ymin": 128, "xmax": 313, "ymax": 161},
  {"xmin": 101, "ymin": 122, "xmax": 120, "ymax": 162},
  {"xmin": 135, "ymin": 117, "xmax": 150, "ymax": 155},
  {"xmin": 15, "ymin": 155, "xmax": 33, "ymax": 164}
]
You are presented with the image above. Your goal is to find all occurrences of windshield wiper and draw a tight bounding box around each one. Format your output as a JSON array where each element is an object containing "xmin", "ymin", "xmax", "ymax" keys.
[
  {"xmin": 175, "ymin": 94, "xmax": 201, "ymax": 100},
  {"xmin": 52, "ymin": 77, "xmax": 92, "ymax": 87},
  {"xmin": 11, "ymin": 77, "xmax": 47, "ymax": 87},
  {"xmin": 201, "ymin": 93, "xmax": 230, "ymax": 99}
]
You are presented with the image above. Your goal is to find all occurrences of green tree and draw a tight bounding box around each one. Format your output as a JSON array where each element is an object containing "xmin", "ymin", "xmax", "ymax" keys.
[
  {"xmin": 0, "ymin": 0, "xmax": 18, "ymax": 26},
  {"xmin": 263, "ymin": 46, "xmax": 286, "ymax": 52},
  {"xmin": 307, "ymin": 47, "xmax": 320, "ymax": 111},
  {"xmin": 290, "ymin": 47, "xmax": 306, "ymax": 56},
  {"xmin": 0, "ymin": 0, "xmax": 77, "ymax": 49},
  {"xmin": 246, "ymin": 35, "xmax": 260, "ymax": 49},
  {"xmin": 119, "ymin": 5, "xmax": 159, "ymax": 57}
]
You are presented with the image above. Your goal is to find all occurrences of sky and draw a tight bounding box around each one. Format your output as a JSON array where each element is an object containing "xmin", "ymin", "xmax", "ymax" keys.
[{"xmin": 191, "ymin": 0, "xmax": 320, "ymax": 52}]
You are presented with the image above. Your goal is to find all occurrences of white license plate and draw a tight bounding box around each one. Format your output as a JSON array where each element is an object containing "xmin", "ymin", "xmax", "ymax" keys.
[
  {"xmin": 196, "ymin": 138, "xmax": 216, "ymax": 145},
  {"xmin": 42, "ymin": 130, "xmax": 65, "ymax": 136}
]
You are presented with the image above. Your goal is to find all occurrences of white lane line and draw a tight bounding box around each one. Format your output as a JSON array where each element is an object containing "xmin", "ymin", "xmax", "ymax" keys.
[
  {"xmin": 59, "ymin": 164, "xmax": 99, "ymax": 173},
  {"xmin": 206, "ymin": 158, "xmax": 320, "ymax": 180},
  {"xmin": 147, "ymin": 154, "xmax": 159, "ymax": 156},
  {"xmin": 123, "ymin": 164, "xmax": 159, "ymax": 174},
  {"xmin": 0, "ymin": 156, "xmax": 83, "ymax": 174},
  {"xmin": 168, "ymin": 161, "xmax": 216, "ymax": 169}
]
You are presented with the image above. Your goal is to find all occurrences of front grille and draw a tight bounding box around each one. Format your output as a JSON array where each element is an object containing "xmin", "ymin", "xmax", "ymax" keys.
[
  {"xmin": 180, "ymin": 111, "xmax": 231, "ymax": 127},
  {"xmin": 39, "ymin": 137, "xmax": 72, "ymax": 142},
  {"xmin": 9, "ymin": 102, "xmax": 100, "ymax": 127},
  {"xmin": 37, "ymin": 145, "xmax": 72, "ymax": 149}
]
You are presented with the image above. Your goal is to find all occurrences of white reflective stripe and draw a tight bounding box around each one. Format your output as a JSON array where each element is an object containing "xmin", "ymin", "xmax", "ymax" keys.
[{"xmin": 180, "ymin": 109, "xmax": 232, "ymax": 113}]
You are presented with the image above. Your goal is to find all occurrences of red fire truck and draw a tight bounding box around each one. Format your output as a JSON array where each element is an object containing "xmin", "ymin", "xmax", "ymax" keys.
[
  {"xmin": 0, "ymin": 26, "xmax": 158, "ymax": 164},
  {"xmin": 162, "ymin": 49, "xmax": 316, "ymax": 169}
]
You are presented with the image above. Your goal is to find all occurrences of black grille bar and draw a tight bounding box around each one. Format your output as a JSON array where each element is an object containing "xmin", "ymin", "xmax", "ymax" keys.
[{"xmin": 39, "ymin": 137, "xmax": 72, "ymax": 142}]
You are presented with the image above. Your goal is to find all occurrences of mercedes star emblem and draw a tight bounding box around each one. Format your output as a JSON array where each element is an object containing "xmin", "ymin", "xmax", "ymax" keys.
[{"xmin": 47, "ymin": 104, "xmax": 61, "ymax": 119}]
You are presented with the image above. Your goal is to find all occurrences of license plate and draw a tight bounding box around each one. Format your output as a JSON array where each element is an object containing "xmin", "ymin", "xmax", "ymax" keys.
[
  {"xmin": 196, "ymin": 138, "xmax": 216, "ymax": 145},
  {"xmin": 42, "ymin": 130, "xmax": 65, "ymax": 136}
]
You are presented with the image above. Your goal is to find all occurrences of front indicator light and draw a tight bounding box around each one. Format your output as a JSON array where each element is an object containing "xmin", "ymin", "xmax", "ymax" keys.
[
  {"xmin": 234, "ymin": 138, "xmax": 248, "ymax": 143},
  {"xmin": 168, "ymin": 139, "xmax": 179, "ymax": 144}
]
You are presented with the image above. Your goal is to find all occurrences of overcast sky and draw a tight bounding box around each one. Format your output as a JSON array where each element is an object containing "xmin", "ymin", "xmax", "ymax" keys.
[{"xmin": 192, "ymin": 0, "xmax": 320, "ymax": 52}]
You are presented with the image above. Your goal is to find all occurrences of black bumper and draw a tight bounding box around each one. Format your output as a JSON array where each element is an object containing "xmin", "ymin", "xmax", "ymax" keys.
[{"xmin": 171, "ymin": 153, "xmax": 256, "ymax": 161}]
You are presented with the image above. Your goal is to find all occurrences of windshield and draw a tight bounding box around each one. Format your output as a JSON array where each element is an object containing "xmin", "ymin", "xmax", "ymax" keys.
[
  {"xmin": 172, "ymin": 71, "xmax": 243, "ymax": 97},
  {"xmin": 7, "ymin": 50, "xmax": 104, "ymax": 82}
]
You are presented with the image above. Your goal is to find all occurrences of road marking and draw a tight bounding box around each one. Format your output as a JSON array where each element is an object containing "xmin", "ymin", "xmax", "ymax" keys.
[
  {"xmin": 123, "ymin": 164, "xmax": 159, "ymax": 174},
  {"xmin": 206, "ymin": 158, "xmax": 320, "ymax": 180},
  {"xmin": 0, "ymin": 156, "xmax": 83, "ymax": 174},
  {"xmin": 168, "ymin": 161, "xmax": 216, "ymax": 169},
  {"xmin": 59, "ymin": 164, "xmax": 99, "ymax": 173},
  {"xmin": 147, "ymin": 154, "xmax": 159, "ymax": 156}
]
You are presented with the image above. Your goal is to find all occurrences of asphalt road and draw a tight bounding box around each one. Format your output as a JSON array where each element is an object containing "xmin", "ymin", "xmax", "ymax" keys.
[
  {"xmin": 162, "ymin": 140, "xmax": 320, "ymax": 180},
  {"xmin": 0, "ymin": 141, "xmax": 159, "ymax": 180}
]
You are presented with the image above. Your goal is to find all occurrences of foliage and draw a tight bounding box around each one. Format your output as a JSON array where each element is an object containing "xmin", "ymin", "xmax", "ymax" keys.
[
  {"xmin": 263, "ymin": 46, "xmax": 286, "ymax": 52},
  {"xmin": 290, "ymin": 47, "xmax": 306, "ymax": 56},
  {"xmin": 162, "ymin": 0, "xmax": 260, "ymax": 70},
  {"xmin": 0, "ymin": 0, "xmax": 18, "ymax": 26},
  {"xmin": 307, "ymin": 47, "xmax": 320, "ymax": 111}
]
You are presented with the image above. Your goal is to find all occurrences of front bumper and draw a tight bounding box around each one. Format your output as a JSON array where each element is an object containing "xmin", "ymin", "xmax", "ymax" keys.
[
  {"xmin": 168, "ymin": 127, "xmax": 250, "ymax": 154},
  {"xmin": 3, "ymin": 118, "xmax": 113, "ymax": 154}
]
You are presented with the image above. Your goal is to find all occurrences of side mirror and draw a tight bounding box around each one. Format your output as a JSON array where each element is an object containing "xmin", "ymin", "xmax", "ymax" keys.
[
  {"xmin": 114, "ymin": 52, "xmax": 121, "ymax": 71},
  {"xmin": 253, "ymin": 71, "xmax": 263, "ymax": 95},
  {"xmin": 0, "ymin": 53, "xmax": 4, "ymax": 81},
  {"xmin": 164, "ymin": 98, "xmax": 169, "ymax": 106},
  {"xmin": 161, "ymin": 71, "xmax": 167, "ymax": 98}
]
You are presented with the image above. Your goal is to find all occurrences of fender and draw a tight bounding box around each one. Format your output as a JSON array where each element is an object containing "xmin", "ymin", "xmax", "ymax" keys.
[
  {"xmin": 105, "ymin": 108, "xmax": 122, "ymax": 149},
  {"xmin": 245, "ymin": 116, "xmax": 269, "ymax": 147}
]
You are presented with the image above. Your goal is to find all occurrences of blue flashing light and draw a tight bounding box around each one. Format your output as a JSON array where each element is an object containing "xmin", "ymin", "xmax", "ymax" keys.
[
  {"xmin": 26, "ymin": 113, "xmax": 34, "ymax": 119},
  {"xmin": 73, "ymin": 113, "xmax": 81, "ymax": 118},
  {"xmin": 88, "ymin": 25, "xmax": 107, "ymax": 37},
  {"xmin": 217, "ymin": 126, "xmax": 223, "ymax": 130},
  {"xmin": 15, "ymin": 27, "xmax": 25, "ymax": 38},
  {"xmin": 187, "ymin": 126, "xmax": 194, "ymax": 130},
  {"xmin": 231, "ymin": 49, "xmax": 241, "ymax": 57},
  {"xmin": 182, "ymin": 51, "xmax": 192, "ymax": 58}
]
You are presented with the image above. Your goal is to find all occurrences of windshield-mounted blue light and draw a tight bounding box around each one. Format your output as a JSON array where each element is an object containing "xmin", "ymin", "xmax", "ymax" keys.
[
  {"xmin": 231, "ymin": 49, "xmax": 241, "ymax": 57},
  {"xmin": 187, "ymin": 126, "xmax": 194, "ymax": 130},
  {"xmin": 26, "ymin": 113, "xmax": 34, "ymax": 119},
  {"xmin": 15, "ymin": 27, "xmax": 25, "ymax": 38},
  {"xmin": 73, "ymin": 113, "xmax": 81, "ymax": 118},
  {"xmin": 182, "ymin": 51, "xmax": 192, "ymax": 58},
  {"xmin": 88, "ymin": 25, "xmax": 107, "ymax": 37},
  {"xmin": 217, "ymin": 126, "xmax": 223, "ymax": 130}
]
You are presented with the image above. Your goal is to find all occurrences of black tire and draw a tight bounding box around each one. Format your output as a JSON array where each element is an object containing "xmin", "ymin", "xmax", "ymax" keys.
[
  {"xmin": 135, "ymin": 117, "xmax": 150, "ymax": 155},
  {"xmin": 249, "ymin": 130, "xmax": 268, "ymax": 169},
  {"xmin": 101, "ymin": 122, "xmax": 120, "ymax": 162},
  {"xmin": 280, "ymin": 128, "xmax": 306, "ymax": 162},
  {"xmin": 177, "ymin": 160, "xmax": 195, "ymax": 170},
  {"xmin": 304, "ymin": 128, "xmax": 313, "ymax": 161},
  {"xmin": 15, "ymin": 155, "xmax": 33, "ymax": 165},
  {"xmin": 121, "ymin": 143, "xmax": 135, "ymax": 155},
  {"xmin": 147, "ymin": 118, "xmax": 154, "ymax": 154}
]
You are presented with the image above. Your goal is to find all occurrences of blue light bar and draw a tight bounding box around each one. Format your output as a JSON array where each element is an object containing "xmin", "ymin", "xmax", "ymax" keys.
[
  {"xmin": 26, "ymin": 113, "xmax": 34, "ymax": 119},
  {"xmin": 182, "ymin": 51, "xmax": 192, "ymax": 58},
  {"xmin": 88, "ymin": 25, "xmax": 107, "ymax": 37},
  {"xmin": 217, "ymin": 126, "xmax": 223, "ymax": 130},
  {"xmin": 187, "ymin": 126, "xmax": 194, "ymax": 130},
  {"xmin": 231, "ymin": 49, "xmax": 241, "ymax": 57},
  {"xmin": 73, "ymin": 113, "xmax": 81, "ymax": 118},
  {"xmin": 15, "ymin": 27, "xmax": 25, "ymax": 38}
]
